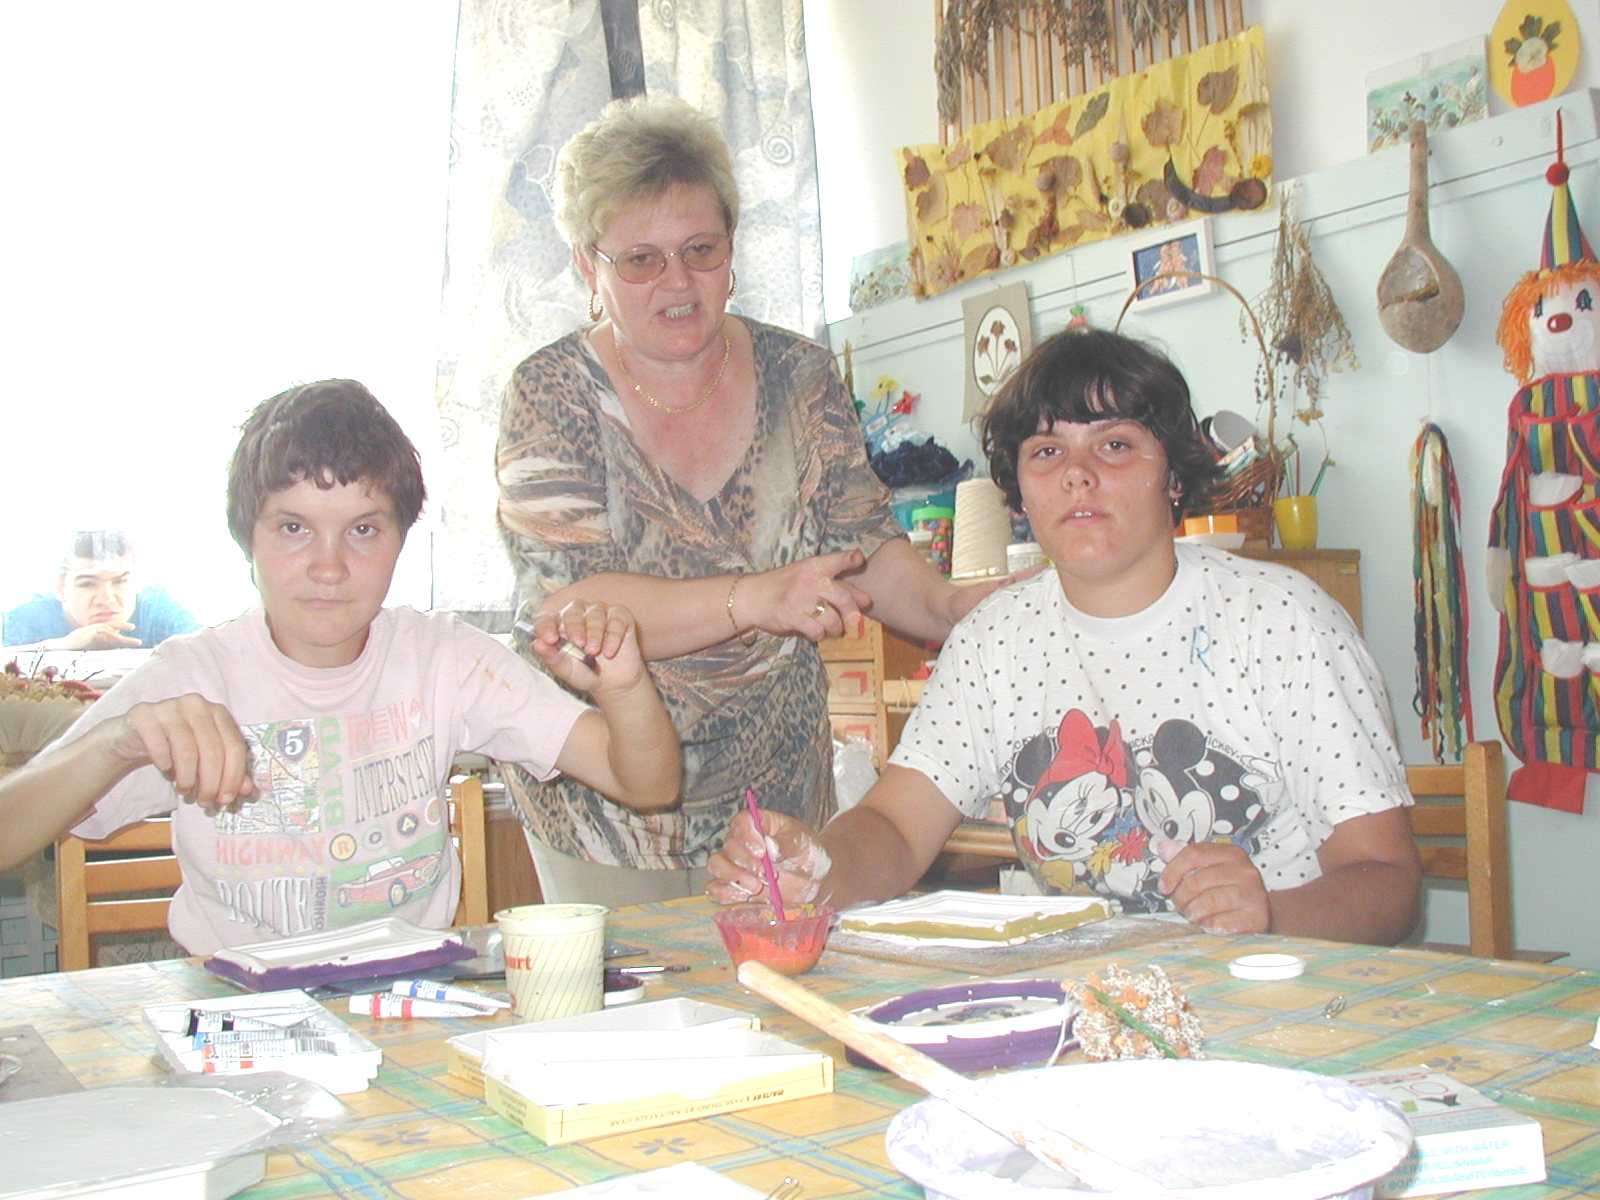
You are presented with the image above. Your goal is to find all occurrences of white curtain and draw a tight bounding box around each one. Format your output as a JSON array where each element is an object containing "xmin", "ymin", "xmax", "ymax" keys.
[{"xmin": 431, "ymin": 0, "xmax": 822, "ymax": 614}]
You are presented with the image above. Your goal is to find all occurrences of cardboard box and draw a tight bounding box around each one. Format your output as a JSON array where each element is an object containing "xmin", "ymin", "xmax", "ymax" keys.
[
  {"xmin": 446, "ymin": 997, "xmax": 758, "ymax": 1094},
  {"xmin": 1345, "ymin": 1068, "xmax": 1546, "ymax": 1197},
  {"xmin": 481, "ymin": 1026, "xmax": 832, "ymax": 1145}
]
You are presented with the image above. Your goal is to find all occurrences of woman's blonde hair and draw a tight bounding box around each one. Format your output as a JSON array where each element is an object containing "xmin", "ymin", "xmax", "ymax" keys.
[{"xmin": 555, "ymin": 95, "xmax": 740, "ymax": 251}]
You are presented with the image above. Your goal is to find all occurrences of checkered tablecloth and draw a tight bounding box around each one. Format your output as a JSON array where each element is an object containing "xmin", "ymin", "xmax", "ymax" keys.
[{"xmin": 8, "ymin": 896, "xmax": 1598, "ymax": 1198}]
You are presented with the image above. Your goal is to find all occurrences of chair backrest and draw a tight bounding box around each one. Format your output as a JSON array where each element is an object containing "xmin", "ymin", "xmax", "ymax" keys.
[
  {"xmin": 55, "ymin": 776, "xmax": 492, "ymax": 972},
  {"xmin": 448, "ymin": 775, "xmax": 489, "ymax": 926},
  {"xmin": 54, "ymin": 817, "xmax": 180, "ymax": 972},
  {"xmin": 1405, "ymin": 740, "xmax": 1512, "ymax": 960}
]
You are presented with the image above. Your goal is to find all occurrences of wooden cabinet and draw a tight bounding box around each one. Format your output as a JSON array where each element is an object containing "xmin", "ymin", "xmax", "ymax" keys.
[
  {"xmin": 820, "ymin": 614, "xmax": 937, "ymax": 767},
  {"xmin": 1235, "ymin": 547, "xmax": 1362, "ymax": 632}
]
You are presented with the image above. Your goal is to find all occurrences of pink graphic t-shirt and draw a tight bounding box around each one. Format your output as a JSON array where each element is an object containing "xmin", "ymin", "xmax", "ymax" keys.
[{"xmin": 60, "ymin": 607, "xmax": 586, "ymax": 954}]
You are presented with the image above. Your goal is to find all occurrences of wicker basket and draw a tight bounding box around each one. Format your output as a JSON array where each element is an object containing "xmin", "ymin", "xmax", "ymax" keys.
[{"xmin": 1115, "ymin": 270, "xmax": 1286, "ymax": 547}]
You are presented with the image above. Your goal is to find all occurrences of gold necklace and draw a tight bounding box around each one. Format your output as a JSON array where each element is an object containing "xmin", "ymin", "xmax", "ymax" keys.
[{"xmin": 615, "ymin": 333, "xmax": 730, "ymax": 415}]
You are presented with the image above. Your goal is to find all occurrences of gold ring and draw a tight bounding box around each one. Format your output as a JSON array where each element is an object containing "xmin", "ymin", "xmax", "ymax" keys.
[{"xmin": 811, "ymin": 601, "xmax": 828, "ymax": 619}]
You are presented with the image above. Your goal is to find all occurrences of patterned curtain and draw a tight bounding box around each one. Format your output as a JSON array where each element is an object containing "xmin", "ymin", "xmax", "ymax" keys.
[{"xmin": 432, "ymin": 0, "xmax": 822, "ymax": 614}]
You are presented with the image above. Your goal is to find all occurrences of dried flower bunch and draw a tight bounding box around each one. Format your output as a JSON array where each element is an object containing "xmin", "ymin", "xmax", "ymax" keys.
[
  {"xmin": 936, "ymin": 0, "xmax": 1120, "ymax": 126},
  {"xmin": 1070, "ymin": 963, "xmax": 1205, "ymax": 1060},
  {"xmin": 1245, "ymin": 196, "xmax": 1358, "ymax": 428}
]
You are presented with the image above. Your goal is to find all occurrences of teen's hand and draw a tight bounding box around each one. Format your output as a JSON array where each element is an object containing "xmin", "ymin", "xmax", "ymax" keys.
[
  {"xmin": 52, "ymin": 621, "xmax": 140, "ymax": 650},
  {"xmin": 1154, "ymin": 837, "xmax": 1271, "ymax": 934},
  {"xmin": 524, "ymin": 599, "xmax": 647, "ymax": 695},
  {"xmin": 107, "ymin": 695, "xmax": 256, "ymax": 816},
  {"xmin": 707, "ymin": 808, "xmax": 832, "ymax": 907}
]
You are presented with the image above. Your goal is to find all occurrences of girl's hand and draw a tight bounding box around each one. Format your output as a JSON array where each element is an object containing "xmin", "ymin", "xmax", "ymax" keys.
[{"xmin": 521, "ymin": 599, "xmax": 647, "ymax": 695}]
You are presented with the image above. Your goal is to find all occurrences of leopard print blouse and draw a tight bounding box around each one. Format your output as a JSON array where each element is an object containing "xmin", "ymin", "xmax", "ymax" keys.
[{"xmin": 495, "ymin": 319, "xmax": 902, "ymax": 869}]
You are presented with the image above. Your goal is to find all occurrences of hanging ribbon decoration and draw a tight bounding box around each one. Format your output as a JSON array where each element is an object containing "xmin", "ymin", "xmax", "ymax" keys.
[{"xmin": 1411, "ymin": 423, "xmax": 1475, "ymax": 761}]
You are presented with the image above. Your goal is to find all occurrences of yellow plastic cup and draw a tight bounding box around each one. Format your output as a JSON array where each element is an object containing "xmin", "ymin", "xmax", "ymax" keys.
[{"xmin": 1273, "ymin": 495, "xmax": 1318, "ymax": 551}]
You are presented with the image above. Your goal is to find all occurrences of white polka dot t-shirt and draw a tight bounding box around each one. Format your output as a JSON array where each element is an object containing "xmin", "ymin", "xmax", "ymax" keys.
[{"xmin": 890, "ymin": 544, "xmax": 1409, "ymax": 911}]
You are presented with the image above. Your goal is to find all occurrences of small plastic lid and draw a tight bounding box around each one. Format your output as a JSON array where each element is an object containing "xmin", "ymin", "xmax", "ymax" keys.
[
  {"xmin": 911, "ymin": 505, "xmax": 955, "ymax": 521},
  {"xmin": 1228, "ymin": 952, "xmax": 1305, "ymax": 981}
]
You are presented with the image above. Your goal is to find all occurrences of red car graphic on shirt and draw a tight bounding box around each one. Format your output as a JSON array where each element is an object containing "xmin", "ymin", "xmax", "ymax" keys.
[{"xmin": 336, "ymin": 850, "xmax": 443, "ymax": 908}]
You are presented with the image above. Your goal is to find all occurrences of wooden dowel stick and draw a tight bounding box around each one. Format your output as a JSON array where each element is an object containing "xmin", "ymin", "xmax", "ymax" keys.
[{"xmin": 736, "ymin": 962, "xmax": 1164, "ymax": 1195}]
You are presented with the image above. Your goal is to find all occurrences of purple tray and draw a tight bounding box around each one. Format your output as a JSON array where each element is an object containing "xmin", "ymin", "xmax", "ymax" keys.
[
  {"xmin": 204, "ymin": 941, "xmax": 474, "ymax": 992},
  {"xmin": 846, "ymin": 977, "xmax": 1076, "ymax": 1073}
]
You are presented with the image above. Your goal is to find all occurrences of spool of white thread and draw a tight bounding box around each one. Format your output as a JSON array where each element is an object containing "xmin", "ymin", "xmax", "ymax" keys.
[{"xmin": 950, "ymin": 478, "xmax": 1011, "ymax": 581}]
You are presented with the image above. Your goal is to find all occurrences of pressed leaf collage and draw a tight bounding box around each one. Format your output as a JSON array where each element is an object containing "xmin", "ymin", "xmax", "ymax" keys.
[{"xmin": 901, "ymin": 27, "xmax": 1273, "ymax": 298}]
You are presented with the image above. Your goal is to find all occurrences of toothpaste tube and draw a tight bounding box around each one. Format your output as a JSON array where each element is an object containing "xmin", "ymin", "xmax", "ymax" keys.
[
  {"xmin": 180, "ymin": 1008, "xmax": 308, "ymax": 1036},
  {"xmin": 389, "ymin": 980, "xmax": 509, "ymax": 1010},
  {"xmin": 191, "ymin": 1025, "xmax": 311, "ymax": 1049},
  {"xmin": 349, "ymin": 994, "xmax": 491, "ymax": 1019},
  {"xmin": 199, "ymin": 1034, "xmax": 338, "ymax": 1066}
]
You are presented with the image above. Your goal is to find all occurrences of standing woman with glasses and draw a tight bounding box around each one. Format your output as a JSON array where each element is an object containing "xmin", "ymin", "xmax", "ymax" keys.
[{"xmin": 497, "ymin": 96, "xmax": 1003, "ymax": 904}]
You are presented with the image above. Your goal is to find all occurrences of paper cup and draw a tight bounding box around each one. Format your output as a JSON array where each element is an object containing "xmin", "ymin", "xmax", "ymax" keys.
[{"xmin": 495, "ymin": 903, "xmax": 607, "ymax": 1020}]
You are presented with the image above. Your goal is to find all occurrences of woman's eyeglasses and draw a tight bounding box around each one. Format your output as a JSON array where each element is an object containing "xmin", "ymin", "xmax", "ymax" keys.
[{"xmin": 591, "ymin": 233, "xmax": 732, "ymax": 284}]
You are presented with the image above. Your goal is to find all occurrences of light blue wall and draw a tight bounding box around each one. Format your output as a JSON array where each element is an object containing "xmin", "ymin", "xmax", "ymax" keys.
[{"xmin": 827, "ymin": 93, "xmax": 1600, "ymax": 966}]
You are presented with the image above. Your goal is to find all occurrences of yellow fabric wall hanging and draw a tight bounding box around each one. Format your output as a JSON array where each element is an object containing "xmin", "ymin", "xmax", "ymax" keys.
[{"xmin": 900, "ymin": 27, "xmax": 1273, "ymax": 300}]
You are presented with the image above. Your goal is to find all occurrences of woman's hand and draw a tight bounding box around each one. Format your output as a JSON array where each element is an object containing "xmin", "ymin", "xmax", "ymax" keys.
[
  {"xmin": 736, "ymin": 549, "xmax": 875, "ymax": 642},
  {"xmin": 107, "ymin": 695, "xmax": 256, "ymax": 816},
  {"xmin": 707, "ymin": 808, "xmax": 832, "ymax": 907},
  {"xmin": 522, "ymin": 599, "xmax": 648, "ymax": 696}
]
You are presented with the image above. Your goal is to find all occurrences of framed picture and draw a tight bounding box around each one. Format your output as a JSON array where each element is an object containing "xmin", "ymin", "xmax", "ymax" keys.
[
  {"xmin": 962, "ymin": 282, "xmax": 1033, "ymax": 421},
  {"xmin": 1124, "ymin": 218, "xmax": 1216, "ymax": 313}
]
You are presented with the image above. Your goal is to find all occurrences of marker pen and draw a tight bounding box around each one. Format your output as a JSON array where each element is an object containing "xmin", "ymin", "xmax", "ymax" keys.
[
  {"xmin": 389, "ymin": 980, "xmax": 509, "ymax": 1010},
  {"xmin": 349, "ymin": 994, "xmax": 492, "ymax": 1019}
]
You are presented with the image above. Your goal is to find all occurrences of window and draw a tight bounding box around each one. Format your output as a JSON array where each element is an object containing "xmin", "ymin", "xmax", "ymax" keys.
[{"xmin": 0, "ymin": 3, "xmax": 459, "ymax": 624}]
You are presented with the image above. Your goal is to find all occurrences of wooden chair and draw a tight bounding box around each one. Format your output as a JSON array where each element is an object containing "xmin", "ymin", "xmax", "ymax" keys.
[
  {"xmin": 54, "ymin": 816, "xmax": 179, "ymax": 972},
  {"xmin": 1407, "ymin": 740, "xmax": 1561, "ymax": 962},
  {"xmin": 55, "ymin": 777, "xmax": 492, "ymax": 971},
  {"xmin": 940, "ymin": 739, "xmax": 1558, "ymax": 962}
]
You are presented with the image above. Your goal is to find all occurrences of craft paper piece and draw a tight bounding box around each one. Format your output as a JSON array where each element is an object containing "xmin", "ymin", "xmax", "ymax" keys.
[
  {"xmin": 900, "ymin": 27, "xmax": 1271, "ymax": 299},
  {"xmin": 537, "ymin": 1162, "xmax": 766, "ymax": 1198},
  {"xmin": 848, "ymin": 241, "xmax": 914, "ymax": 312},
  {"xmin": 1366, "ymin": 37, "xmax": 1489, "ymax": 153},
  {"xmin": 1490, "ymin": 0, "xmax": 1580, "ymax": 107},
  {"xmin": 963, "ymin": 282, "xmax": 1033, "ymax": 421},
  {"xmin": 839, "ymin": 889, "xmax": 1115, "ymax": 946}
]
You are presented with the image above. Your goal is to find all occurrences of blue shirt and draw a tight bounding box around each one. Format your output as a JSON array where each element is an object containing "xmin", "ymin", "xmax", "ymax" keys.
[{"xmin": 3, "ymin": 588, "xmax": 200, "ymax": 648}]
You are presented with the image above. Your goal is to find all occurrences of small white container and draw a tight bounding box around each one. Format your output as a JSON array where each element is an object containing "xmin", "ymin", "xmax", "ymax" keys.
[{"xmin": 1006, "ymin": 542, "xmax": 1045, "ymax": 574}]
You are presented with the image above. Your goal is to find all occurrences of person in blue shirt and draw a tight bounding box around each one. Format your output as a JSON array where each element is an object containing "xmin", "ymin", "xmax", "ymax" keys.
[{"xmin": 3, "ymin": 530, "xmax": 199, "ymax": 650}]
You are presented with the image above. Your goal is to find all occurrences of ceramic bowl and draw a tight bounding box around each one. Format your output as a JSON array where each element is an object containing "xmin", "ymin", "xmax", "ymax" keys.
[{"xmin": 712, "ymin": 903, "xmax": 834, "ymax": 975}]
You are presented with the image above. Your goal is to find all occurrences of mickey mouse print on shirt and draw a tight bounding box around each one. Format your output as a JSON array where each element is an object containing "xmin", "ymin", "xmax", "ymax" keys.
[{"xmin": 1003, "ymin": 709, "xmax": 1272, "ymax": 912}]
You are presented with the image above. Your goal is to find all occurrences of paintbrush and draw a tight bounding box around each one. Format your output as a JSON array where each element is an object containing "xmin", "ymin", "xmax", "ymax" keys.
[{"xmin": 743, "ymin": 787, "xmax": 787, "ymax": 922}]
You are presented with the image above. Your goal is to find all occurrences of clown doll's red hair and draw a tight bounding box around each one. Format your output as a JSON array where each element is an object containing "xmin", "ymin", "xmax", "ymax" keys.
[{"xmin": 1497, "ymin": 259, "xmax": 1600, "ymax": 381}]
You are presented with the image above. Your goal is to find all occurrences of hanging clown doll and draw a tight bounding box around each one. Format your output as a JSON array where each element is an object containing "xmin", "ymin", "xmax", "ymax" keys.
[{"xmin": 1489, "ymin": 112, "xmax": 1600, "ymax": 812}]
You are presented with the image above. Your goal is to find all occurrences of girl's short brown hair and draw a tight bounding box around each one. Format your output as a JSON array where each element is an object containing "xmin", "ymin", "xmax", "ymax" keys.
[
  {"xmin": 980, "ymin": 329, "xmax": 1221, "ymax": 525},
  {"xmin": 226, "ymin": 379, "xmax": 425, "ymax": 556}
]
